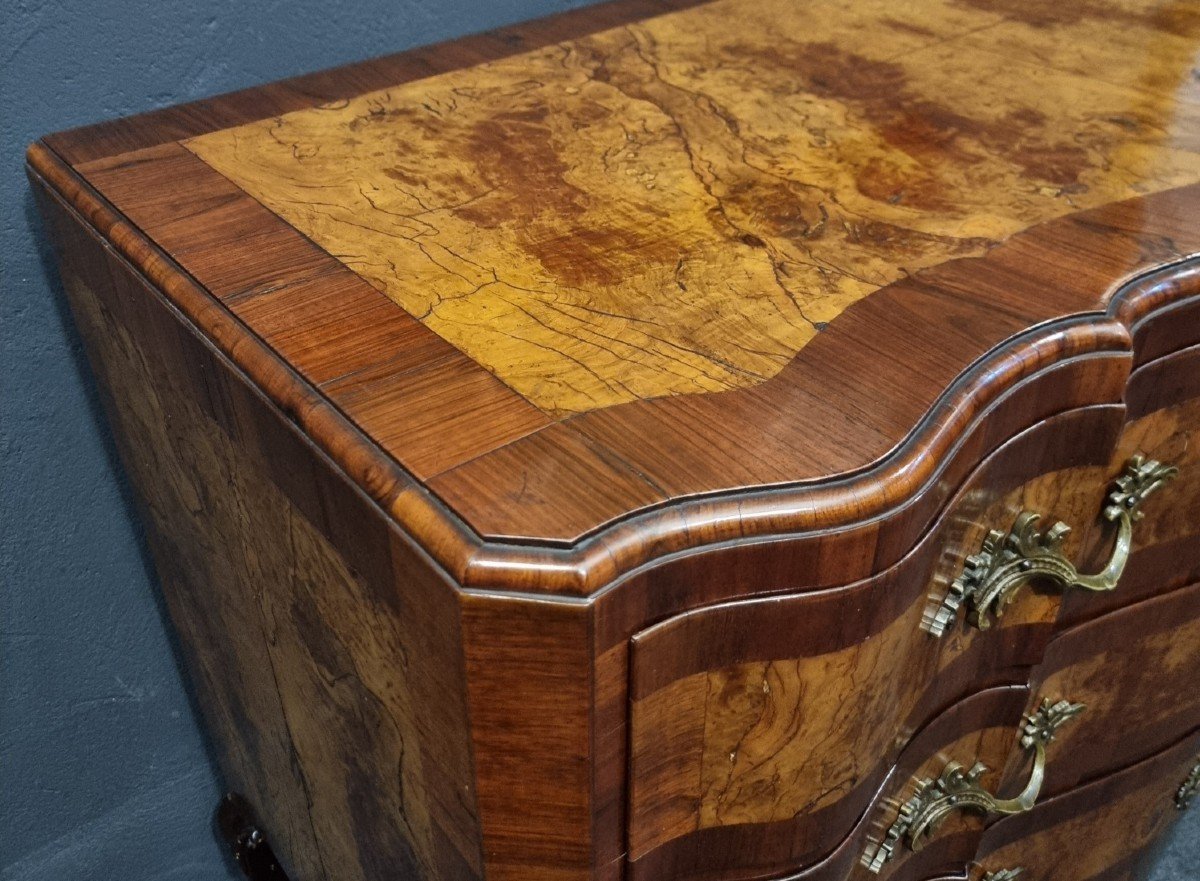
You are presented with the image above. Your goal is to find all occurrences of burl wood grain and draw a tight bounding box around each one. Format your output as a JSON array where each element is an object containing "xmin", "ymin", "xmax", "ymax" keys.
[
  {"xmin": 26, "ymin": 3, "xmax": 1200, "ymax": 881},
  {"xmin": 1113, "ymin": 378, "xmax": 1200, "ymax": 551},
  {"xmin": 861, "ymin": 721, "xmax": 1026, "ymax": 881},
  {"xmin": 629, "ymin": 595, "xmax": 1046, "ymax": 862},
  {"xmin": 1059, "ymin": 362, "xmax": 1200, "ymax": 623},
  {"xmin": 30, "ymin": 0, "xmax": 1200, "ymax": 568},
  {"xmin": 628, "ymin": 686, "xmax": 1034, "ymax": 881},
  {"xmin": 184, "ymin": 0, "xmax": 1200, "ymax": 415},
  {"xmin": 40, "ymin": 189, "xmax": 483, "ymax": 881}
]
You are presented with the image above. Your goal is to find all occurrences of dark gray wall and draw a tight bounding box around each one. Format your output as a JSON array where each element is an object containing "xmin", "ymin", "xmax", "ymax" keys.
[
  {"xmin": 2, "ymin": 2, "xmax": 1197, "ymax": 880},
  {"xmin": 0, "ymin": 2, "xmax": 595, "ymax": 879}
]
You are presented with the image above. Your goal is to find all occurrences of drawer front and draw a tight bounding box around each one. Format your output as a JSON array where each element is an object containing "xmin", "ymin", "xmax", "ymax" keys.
[
  {"xmin": 627, "ymin": 407, "xmax": 1125, "ymax": 881},
  {"xmin": 972, "ymin": 732, "xmax": 1200, "ymax": 881},
  {"xmin": 627, "ymin": 686, "xmax": 1041, "ymax": 881},
  {"xmin": 900, "ymin": 584, "xmax": 1200, "ymax": 881},
  {"xmin": 1027, "ymin": 581, "xmax": 1200, "ymax": 798},
  {"xmin": 928, "ymin": 382, "xmax": 1199, "ymax": 641},
  {"xmin": 625, "ymin": 345, "xmax": 1199, "ymax": 880}
]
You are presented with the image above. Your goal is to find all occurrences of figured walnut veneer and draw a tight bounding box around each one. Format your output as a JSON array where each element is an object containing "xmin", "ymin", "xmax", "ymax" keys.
[
  {"xmin": 626, "ymin": 398, "xmax": 1200, "ymax": 879},
  {"xmin": 31, "ymin": 0, "xmax": 1200, "ymax": 553},
  {"xmin": 27, "ymin": 1, "xmax": 1200, "ymax": 880},
  {"xmin": 185, "ymin": 0, "xmax": 1200, "ymax": 415}
]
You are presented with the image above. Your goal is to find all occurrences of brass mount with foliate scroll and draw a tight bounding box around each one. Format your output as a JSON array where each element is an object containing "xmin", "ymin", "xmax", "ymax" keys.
[
  {"xmin": 925, "ymin": 456, "xmax": 1178, "ymax": 637},
  {"xmin": 982, "ymin": 870, "xmax": 1024, "ymax": 881},
  {"xmin": 863, "ymin": 698, "xmax": 1085, "ymax": 873}
]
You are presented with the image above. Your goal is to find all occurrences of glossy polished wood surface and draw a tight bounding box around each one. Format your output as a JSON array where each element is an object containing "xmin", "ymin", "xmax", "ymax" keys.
[
  {"xmin": 184, "ymin": 0, "xmax": 1200, "ymax": 416},
  {"xmin": 1032, "ymin": 581, "xmax": 1200, "ymax": 798},
  {"xmin": 975, "ymin": 731, "xmax": 1200, "ymax": 881},
  {"xmin": 32, "ymin": 183, "xmax": 483, "ymax": 881},
  {"xmin": 28, "ymin": 2, "xmax": 1200, "ymax": 881},
  {"xmin": 625, "ymin": 411, "xmax": 1198, "ymax": 879},
  {"xmin": 26, "ymin": 0, "xmax": 1200, "ymax": 583}
]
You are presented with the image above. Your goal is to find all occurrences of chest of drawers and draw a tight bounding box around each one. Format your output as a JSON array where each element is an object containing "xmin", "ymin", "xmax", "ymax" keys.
[{"xmin": 29, "ymin": 1, "xmax": 1200, "ymax": 880}]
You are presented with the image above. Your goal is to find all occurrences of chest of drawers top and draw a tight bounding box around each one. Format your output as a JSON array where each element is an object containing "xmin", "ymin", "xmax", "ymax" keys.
[{"xmin": 30, "ymin": 0, "xmax": 1200, "ymax": 597}]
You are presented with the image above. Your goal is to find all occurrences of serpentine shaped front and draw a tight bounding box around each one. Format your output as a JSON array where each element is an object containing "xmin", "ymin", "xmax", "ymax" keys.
[{"xmin": 925, "ymin": 456, "xmax": 1178, "ymax": 637}]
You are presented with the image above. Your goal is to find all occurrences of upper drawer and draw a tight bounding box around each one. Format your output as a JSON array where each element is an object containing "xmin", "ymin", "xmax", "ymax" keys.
[{"xmin": 625, "ymin": 402, "xmax": 1191, "ymax": 881}]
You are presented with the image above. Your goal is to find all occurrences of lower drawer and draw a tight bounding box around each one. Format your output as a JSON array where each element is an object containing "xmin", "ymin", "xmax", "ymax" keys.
[
  {"xmin": 973, "ymin": 730, "xmax": 1200, "ymax": 881},
  {"xmin": 1027, "ymin": 580, "xmax": 1200, "ymax": 798},
  {"xmin": 859, "ymin": 581, "xmax": 1200, "ymax": 879},
  {"xmin": 780, "ymin": 728, "xmax": 1198, "ymax": 881}
]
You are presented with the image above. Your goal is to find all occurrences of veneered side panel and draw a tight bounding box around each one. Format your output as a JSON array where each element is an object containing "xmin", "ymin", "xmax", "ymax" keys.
[{"xmin": 33, "ymin": 175, "xmax": 484, "ymax": 881}]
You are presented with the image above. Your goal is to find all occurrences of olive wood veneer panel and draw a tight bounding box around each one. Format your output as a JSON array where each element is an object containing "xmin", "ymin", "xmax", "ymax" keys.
[
  {"xmin": 427, "ymin": 199, "xmax": 1200, "ymax": 546},
  {"xmin": 42, "ymin": 118, "xmax": 1195, "ymax": 602},
  {"xmin": 634, "ymin": 685, "xmax": 1036, "ymax": 881},
  {"xmin": 182, "ymin": 0, "xmax": 1200, "ymax": 417},
  {"xmin": 51, "ymin": 125, "xmax": 1200, "ymax": 548}
]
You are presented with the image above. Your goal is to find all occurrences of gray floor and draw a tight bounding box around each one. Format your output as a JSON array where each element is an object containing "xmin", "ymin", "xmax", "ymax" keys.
[{"xmin": 1148, "ymin": 802, "xmax": 1198, "ymax": 879}]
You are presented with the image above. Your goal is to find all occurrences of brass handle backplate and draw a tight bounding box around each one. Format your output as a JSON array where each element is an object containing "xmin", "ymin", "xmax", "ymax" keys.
[
  {"xmin": 925, "ymin": 456, "xmax": 1178, "ymax": 637},
  {"xmin": 863, "ymin": 699, "xmax": 1084, "ymax": 873}
]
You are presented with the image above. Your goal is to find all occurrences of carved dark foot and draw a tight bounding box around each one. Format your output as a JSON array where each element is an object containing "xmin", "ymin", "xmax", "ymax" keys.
[{"xmin": 216, "ymin": 793, "xmax": 290, "ymax": 880}]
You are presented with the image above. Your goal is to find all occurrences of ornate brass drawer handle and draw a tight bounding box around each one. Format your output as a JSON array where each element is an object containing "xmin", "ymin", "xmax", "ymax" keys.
[
  {"xmin": 1178, "ymin": 761, "xmax": 1200, "ymax": 810},
  {"xmin": 925, "ymin": 456, "xmax": 1178, "ymax": 637},
  {"xmin": 863, "ymin": 699, "xmax": 1084, "ymax": 873}
]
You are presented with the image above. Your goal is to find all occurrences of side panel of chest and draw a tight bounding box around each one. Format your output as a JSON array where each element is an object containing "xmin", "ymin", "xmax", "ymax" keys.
[{"xmin": 31, "ymin": 175, "xmax": 485, "ymax": 881}]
